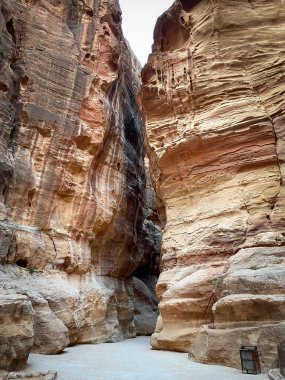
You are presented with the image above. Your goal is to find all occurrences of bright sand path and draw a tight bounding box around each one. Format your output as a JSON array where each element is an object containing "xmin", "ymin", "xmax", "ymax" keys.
[{"xmin": 25, "ymin": 337, "xmax": 269, "ymax": 380}]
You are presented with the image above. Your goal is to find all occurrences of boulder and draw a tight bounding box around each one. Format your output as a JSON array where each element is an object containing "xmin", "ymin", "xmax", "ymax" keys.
[{"xmin": 0, "ymin": 295, "xmax": 34, "ymax": 371}]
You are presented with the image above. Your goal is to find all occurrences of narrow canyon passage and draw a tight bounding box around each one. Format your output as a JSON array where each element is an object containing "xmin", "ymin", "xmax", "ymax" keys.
[
  {"xmin": 24, "ymin": 337, "xmax": 268, "ymax": 380},
  {"xmin": 0, "ymin": 0, "xmax": 285, "ymax": 378}
]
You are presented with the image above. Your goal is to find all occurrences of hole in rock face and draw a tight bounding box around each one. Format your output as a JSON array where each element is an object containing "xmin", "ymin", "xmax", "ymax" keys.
[
  {"xmin": 180, "ymin": 0, "xmax": 201, "ymax": 11},
  {"xmin": 85, "ymin": 8, "xmax": 94, "ymax": 17},
  {"xmin": 112, "ymin": 12, "xmax": 122, "ymax": 24},
  {"xmin": 75, "ymin": 135, "xmax": 91, "ymax": 150},
  {"xmin": 16, "ymin": 259, "xmax": 28, "ymax": 268},
  {"xmin": 160, "ymin": 19, "xmax": 189, "ymax": 52},
  {"xmin": 134, "ymin": 265, "xmax": 155, "ymax": 282},
  {"xmin": 28, "ymin": 188, "xmax": 35, "ymax": 207},
  {"xmin": 109, "ymin": 60, "xmax": 118, "ymax": 73},
  {"xmin": 6, "ymin": 19, "xmax": 16, "ymax": 44},
  {"xmin": 0, "ymin": 82, "xmax": 8, "ymax": 92},
  {"xmin": 20, "ymin": 76, "xmax": 29, "ymax": 91},
  {"xmin": 141, "ymin": 66, "xmax": 156, "ymax": 85},
  {"xmin": 20, "ymin": 75, "xmax": 29, "ymax": 87},
  {"xmin": 100, "ymin": 15, "xmax": 119, "ymax": 37}
]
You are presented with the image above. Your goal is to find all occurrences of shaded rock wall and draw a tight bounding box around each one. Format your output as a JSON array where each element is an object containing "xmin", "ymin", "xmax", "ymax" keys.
[
  {"xmin": 0, "ymin": 295, "xmax": 34, "ymax": 371},
  {"xmin": 142, "ymin": 0, "xmax": 285, "ymax": 371},
  {"xmin": 0, "ymin": 0, "xmax": 160, "ymax": 365}
]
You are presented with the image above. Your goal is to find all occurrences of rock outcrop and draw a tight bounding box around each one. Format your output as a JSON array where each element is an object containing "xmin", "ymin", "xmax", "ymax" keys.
[
  {"xmin": 0, "ymin": 295, "xmax": 34, "ymax": 371},
  {"xmin": 142, "ymin": 0, "xmax": 285, "ymax": 371},
  {"xmin": 0, "ymin": 0, "xmax": 159, "ymax": 366}
]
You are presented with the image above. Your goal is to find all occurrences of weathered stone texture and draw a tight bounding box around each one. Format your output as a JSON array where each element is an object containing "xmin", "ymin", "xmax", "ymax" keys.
[
  {"xmin": 268, "ymin": 369, "xmax": 285, "ymax": 380},
  {"xmin": 0, "ymin": 371, "xmax": 57, "ymax": 380},
  {"xmin": 142, "ymin": 0, "xmax": 285, "ymax": 371},
  {"xmin": 0, "ymin": 0, "xmax": 159, "ymax": 363},
  {"xmin": 0, "ymin": 295, "xmax": 34, "ymax": 371}
]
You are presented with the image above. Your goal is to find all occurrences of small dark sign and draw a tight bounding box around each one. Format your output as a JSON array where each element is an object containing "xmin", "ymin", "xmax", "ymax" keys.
[{"xmin": 240, "ymin": 346, "xmax": 261, "ymax": 375}]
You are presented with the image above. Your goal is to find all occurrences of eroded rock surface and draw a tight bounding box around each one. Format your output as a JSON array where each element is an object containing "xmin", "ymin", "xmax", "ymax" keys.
[
  {"xmin": 0, "ymin": 0, "xmax": 160, "ymax": 361},
  {"xmin": 0, "ymin": 295, "xmax": 34, "ymax": 371},
  {"xmin": 142, "ymin": 0, "xmax": 285, "ymax": 371},
  {"xmin": 268, "ymin": 369, "xmax": 285, "ymax": 380},
  {"xmin": 0, "ymin": 371, "xmax": 57, "ymax": 380}
]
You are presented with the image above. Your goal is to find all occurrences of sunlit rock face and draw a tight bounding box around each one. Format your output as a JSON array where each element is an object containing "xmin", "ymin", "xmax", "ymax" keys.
[
  {"xmin": 142, "ymin": 0, "xmax": 285, "ymax": 370},
  {"xmin": 0, "ymin": 0, "xmax": 159, "ymax": 361}
]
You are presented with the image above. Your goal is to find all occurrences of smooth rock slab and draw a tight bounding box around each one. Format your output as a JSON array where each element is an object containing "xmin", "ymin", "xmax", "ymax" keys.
[
  {"xmin": 24, "ymin": 337, "xmax": 268, "ymax": 380},
  {"xmin": 268, "ymin": 369, "xmax": 285, "ymax": 380},
  {"xmin": 0, "ymin": 371, "xmax": 56, "ymax": 380}
]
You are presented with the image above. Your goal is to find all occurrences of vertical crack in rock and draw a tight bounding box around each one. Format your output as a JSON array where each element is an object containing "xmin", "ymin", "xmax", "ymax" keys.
[{"xmin": 89, "ymin": 46, "xmax": 147, "ymax": 279}]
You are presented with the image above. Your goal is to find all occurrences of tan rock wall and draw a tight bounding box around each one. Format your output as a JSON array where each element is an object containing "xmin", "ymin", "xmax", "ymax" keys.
[
  {"xmin": 142, "ymin": 0, "xmax": 285, "ymax": 370},
  {"xmin": 0, "ymin": 295, "xmax": 34, "ymax": 371},
  {"xmin": 0, "ymin": 0, "xmax": 160, "ymax": 361},
  {"xmin": 0, "ymin": 0, "xmax": 146, "ymax": 277}
]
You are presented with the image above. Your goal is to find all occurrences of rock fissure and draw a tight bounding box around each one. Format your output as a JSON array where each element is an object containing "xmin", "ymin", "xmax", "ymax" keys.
[
  {"xmin": 45, "ymin": 233, "xmax": 58, "ymax": 264},
  {"xmin": 243, "ymin": 64, "xmax": 284, "ymax": 187}
]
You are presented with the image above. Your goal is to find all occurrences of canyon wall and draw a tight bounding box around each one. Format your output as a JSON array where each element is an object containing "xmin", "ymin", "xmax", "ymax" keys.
[
  {"xmin": 142, "ymin": 0, "xmax": 285, "ymax": 371},
  {"xmin": 0, "ymin": 0, "xmax": 159, "ymax": 370}
]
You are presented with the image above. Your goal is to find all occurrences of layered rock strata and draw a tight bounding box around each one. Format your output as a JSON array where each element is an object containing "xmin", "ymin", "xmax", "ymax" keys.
[
  {"xmin": 0, "ymin": 0, "xmax": 159, "ymax": 368},
  {"xmin": 142, "ymin": 0, "xmax": 285, "ymax": 371}
]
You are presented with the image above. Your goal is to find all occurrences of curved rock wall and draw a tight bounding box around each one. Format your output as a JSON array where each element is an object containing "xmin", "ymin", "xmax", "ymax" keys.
[
  {"xmin": 0, "ymin": 0, "xmax": 159, "ymax": 367},
  {"xmin": 142, "ymin": 0, "xmax": 285, "ymax": 371}
]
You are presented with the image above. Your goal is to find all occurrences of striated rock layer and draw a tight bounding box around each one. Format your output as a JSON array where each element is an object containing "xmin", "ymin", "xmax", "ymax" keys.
[
  {"xmin": 142, "ymin": 0, "xmax": 285, "ymax": 371},
  {"xmin": 0, "ymin": 0, "xmax": 160, "ymax": 366}
]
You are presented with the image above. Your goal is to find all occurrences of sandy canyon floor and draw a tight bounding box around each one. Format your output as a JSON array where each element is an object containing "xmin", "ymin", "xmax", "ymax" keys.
[{"xmin": 23, "ymin": 337, "xmax": 269, "ymax": 380}]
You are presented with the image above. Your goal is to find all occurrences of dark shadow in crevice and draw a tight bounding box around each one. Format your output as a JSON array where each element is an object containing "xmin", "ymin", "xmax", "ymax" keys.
[
  {"xmin": 16, "ymin": 259, "xmax": 28, "ymax": 268},
  {"xmin": 180, "ymin": 0, "xmax": 201, "ymax": 11},
  {"xmin": 6, "ymin": 18, "xmax": 16, "ymax": 44}
]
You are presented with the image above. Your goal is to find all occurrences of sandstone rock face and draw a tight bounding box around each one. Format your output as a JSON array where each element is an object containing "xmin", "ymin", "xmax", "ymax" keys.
[
  {"xmin": 0, "ymin": 0, "xmax": 159, "ymax": 360},
  {"xmin": 0, "ymin": 295, "xmax": 34, "ymax": 371},
  {"xmin": 142, "ymin": 0, "xmax": 285, "ymax": 370}
]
